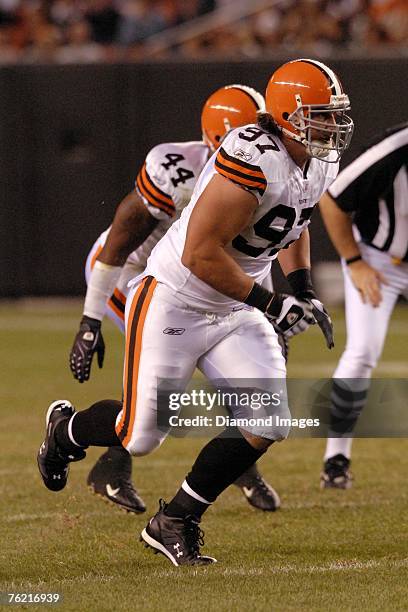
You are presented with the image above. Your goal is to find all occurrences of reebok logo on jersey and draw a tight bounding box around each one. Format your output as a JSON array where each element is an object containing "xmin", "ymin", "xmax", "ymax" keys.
[
  {"xmin": 234, "ymin": 149, "xmax": 253, "ymax": 161},
  {"xmin": 163, "ymin": 327, "xmax": 186, "ymax": 335}
]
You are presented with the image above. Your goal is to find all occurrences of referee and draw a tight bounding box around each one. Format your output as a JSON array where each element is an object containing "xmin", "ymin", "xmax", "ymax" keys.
[{"xmin": 319, "ymin": 122, "xmax": 408, "ymax": 488}]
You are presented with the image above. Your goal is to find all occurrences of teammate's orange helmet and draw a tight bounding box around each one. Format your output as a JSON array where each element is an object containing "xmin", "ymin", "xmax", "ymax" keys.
[
  {"xmin": 201, "ymin": 85, "xmax": 265, "ymax": 151},
  {"xmin": 265, "ymin": 59, "xmax": 354, "ymax": 161}
]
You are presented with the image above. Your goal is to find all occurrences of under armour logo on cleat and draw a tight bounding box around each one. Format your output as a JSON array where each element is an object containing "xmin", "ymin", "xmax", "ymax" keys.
[{"xmin": 173, "ymin": 543, "xmax": 183, "ymax": 557}]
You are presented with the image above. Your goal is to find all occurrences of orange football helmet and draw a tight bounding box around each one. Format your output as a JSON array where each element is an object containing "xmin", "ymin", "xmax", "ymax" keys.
[
  {"xmin": 265, "ymin": 58, "xmax": 354, "ymax": 161},
  {"xmin": 201, "ymin": 85, "xmax": 265, "ymax": 151}
]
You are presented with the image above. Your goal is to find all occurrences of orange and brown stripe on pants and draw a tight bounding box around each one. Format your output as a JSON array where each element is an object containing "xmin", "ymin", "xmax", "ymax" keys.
[{"xmin": 116, "ymin": 276, "xmax": 157, "ymax": 448}]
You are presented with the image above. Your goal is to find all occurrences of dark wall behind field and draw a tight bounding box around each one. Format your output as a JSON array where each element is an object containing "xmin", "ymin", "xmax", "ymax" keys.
[{"xmin": 1, "ymin": 58, "xmax": 406, "ymax": 296}]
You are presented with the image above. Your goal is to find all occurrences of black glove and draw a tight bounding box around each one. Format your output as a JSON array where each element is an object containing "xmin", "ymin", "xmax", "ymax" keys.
[
  {"xmin": 266, "ymin": 293, "xmax": 315, "ymax": 338},
  {"xmin": 308, "ymin": 297, "xmax": 334, "ymax": 349},
  {"xmin": 69, "ymin": 316, "xmax": 105, "ymax": 383},
  {"xmin": 295, "ymin": 290, "xmax": 334, "ymax": 349},
  {"xmin": 287, "ymin": 268, "xmax": 334, "ymax": 349}
]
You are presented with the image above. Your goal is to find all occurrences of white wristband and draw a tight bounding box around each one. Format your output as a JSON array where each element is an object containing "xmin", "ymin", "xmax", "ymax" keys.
[{"xmin": 83, "ymin": 260, "xmax": 122, "ymax": 321}]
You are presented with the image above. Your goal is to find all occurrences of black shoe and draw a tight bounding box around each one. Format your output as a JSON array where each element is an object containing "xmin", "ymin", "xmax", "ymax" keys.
[
  {"xmin": 235, "ymin": 465, "xmax": 281, "ymax": 511},
  {"xmin": 140, "ymin": 500, "xmax": 217, "ymax": 566},
  {"xmin": 320, "ymin": 453, "xmax": 352, "ymax": 489},
  {"xmin": 87, "ymin": 446, "xmax": 146, "ymax": 514},
  {"xmin": 37, "ymin": 400, "xmax": 86, "ymax": 492}
]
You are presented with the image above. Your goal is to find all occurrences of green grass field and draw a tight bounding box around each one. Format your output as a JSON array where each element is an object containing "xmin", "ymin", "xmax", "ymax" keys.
[{"xmin": 1, "ymin": 301, "xmax": 408, "ymax": 611}]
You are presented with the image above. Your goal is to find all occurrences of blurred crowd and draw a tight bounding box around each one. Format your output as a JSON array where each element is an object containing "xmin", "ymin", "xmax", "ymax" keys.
[{"xmin": 0, "ymin": 0, "xmax": 406, "ymax": 64}]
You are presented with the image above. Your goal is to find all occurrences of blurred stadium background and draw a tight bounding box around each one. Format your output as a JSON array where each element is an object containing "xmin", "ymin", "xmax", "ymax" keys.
[
  {"xmin": 0, "ymin": 0, "xmax": 407, "ymax": 298},
  {"xmin": 1, "ymin": 1, "xmax": 407, "ymax": 609}
]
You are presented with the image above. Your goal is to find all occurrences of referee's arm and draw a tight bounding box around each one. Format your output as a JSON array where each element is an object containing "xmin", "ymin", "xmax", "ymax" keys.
[
  {"xmin": 319, "ymin": 192, "xmax": 360, "ymax": 262},
  {"xmin": 319, "ymin": 192, "xmax": 387, "ymax": 307}
]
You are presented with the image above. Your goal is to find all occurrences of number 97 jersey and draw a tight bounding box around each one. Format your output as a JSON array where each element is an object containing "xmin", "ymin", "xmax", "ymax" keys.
[
  {"xmin": 217, "ymin": 125, "xmax": 339, "ymax": 260},
  {"xmin": 146, "ymin": 124, "xmax": 339, "ymax": 311}
]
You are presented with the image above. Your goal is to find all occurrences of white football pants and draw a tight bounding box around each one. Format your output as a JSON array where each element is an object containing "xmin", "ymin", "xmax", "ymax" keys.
[{"xmin": 115, "ymin": 277, "xmax": 289, "ymax": 456}]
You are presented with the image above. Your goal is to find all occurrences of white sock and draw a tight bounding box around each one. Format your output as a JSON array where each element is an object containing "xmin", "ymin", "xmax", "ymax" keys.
[
  {"xmin": 67, "ymin": 413, "xmax": 83, "ymax": 447},
  {"xmin": 181, "ymin": 480, "xmax": 212, "ymax": 505},
  {"xmin": 324, "ymin": 437, "xmax": 353, "ymax": 460}
]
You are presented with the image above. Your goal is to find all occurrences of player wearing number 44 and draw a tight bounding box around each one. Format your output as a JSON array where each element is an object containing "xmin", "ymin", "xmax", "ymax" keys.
[
  {"xmin": 39, "ymin": 58, "xmax": 353, "ymax": 565},
  {"xmin": 66, "ymin": 84, "xmax": 282, "ymax": 513}
]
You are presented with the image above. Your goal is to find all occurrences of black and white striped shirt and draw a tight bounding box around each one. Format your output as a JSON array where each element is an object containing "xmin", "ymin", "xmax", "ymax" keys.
[{"xmin": 328, "ymin": 123, "xmax": 408, "ymax": 261}]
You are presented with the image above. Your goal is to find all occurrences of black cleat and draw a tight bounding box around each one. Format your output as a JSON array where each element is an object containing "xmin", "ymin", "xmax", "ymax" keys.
[
  {"xmin": 87, "ymin": 446, "xmax": 146, "ymax": 514},
  {"xmin": 141, "ymin": 500, "xmax": 217, "ymax": 566},
  {"xmin": 235, "ymin": 465, "xmax": 280, "ymax": 511},
  {"xmin": 320, "ymin": 453, "xmax": 353, "ymax": 489},
  {"xmin": 37, "ymin": 400, "xmax": 86, "ymax": 492}
]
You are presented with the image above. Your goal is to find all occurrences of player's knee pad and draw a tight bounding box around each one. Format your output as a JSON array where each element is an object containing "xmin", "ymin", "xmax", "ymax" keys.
[
  {"xmin": 239, "ymin": 414, "xmax": 291, "ymax": 442},
  {"xmin": 263, "ymin": 420, "xmax": 291, "ymax": 442},
  {"xmin": 125, "ymin": 434, "xmax": 164, "ymax": 457}
]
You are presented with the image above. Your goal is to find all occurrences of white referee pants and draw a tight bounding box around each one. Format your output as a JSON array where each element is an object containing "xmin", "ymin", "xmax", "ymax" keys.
[
  {"xmin": 335, "ymin": 244, "xmax": 408, "ymax": 379},
  {"xmin": 115, "ymin": 277, "xmax": 288, "ymax": 456},
  {"xmin": 325, "ymin": 244, "xmax": 408, "ymax": 459}
]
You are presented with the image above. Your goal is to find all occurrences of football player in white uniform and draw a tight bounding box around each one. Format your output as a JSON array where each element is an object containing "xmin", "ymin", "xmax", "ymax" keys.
[
  {"xmin": 68, "ymin": 85, "xmax": 281, "ymax": 513},
  {"xmin": 38, "ymin": 59, "xmax": 354, "ymax": 565}
]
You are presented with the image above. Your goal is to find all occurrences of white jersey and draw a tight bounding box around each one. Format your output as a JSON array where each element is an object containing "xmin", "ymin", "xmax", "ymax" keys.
[
  {"xmin": 145, "ymin": 124, "xmax": 339, "ymax": 311},
  {"xmin": 122, "ymin": 141, "xmax": 210, "ymax": 271}
]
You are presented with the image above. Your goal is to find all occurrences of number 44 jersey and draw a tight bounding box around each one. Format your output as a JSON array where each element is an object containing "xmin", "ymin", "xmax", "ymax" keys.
[
  {"xmin": 125, "ymin": 140, "xmax": 210, "ymax": 271},
  {"xmin": 145, "ymin": 124, "xmax": 339, "ymax": 311}
]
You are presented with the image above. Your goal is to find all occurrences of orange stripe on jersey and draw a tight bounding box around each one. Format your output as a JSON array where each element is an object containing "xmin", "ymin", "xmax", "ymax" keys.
[
  {"xmin": 90, "ymin": 244, "xmax": 103, "ymax": 270},
  {"xmin": 136, "ymin": 171, "xmax": 175, "ymax": 217},
  {"xmin": 217, "ymin": 148, "xmax": 265, "ymax": 180},
  {"xmin": 116, "ymin": 276, "xmax": 157, "ymax": 448},
  {"xmin": 215, "ymin": 163, "xmax": 267, "ymax": 194},
  {"xmin": 135, "ymin": 164, "xmax": 176, "ymax": 217},
  {"xmin": 142, "ymin": 164, "xmax": 174, "ymax": 206},
  {"xmin": 215, "ymin": 147, "xmax": 267, "ymax": 195}
]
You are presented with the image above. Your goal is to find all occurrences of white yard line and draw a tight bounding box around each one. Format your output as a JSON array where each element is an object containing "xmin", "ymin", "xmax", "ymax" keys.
[
  {"xmin": 1, "ymin": 495, "xmax": 396, "ymax": 523},
  {"xmin": 151, "ymin": 557, "xmax": 408, "ymax": 578},
  {"xmin": 3, "ymin": 559, "xmax": 407, "ymax": 586},
  {"xmin": 0, "ymin": 459, "xmax": 191, "ymax": 477},
  {"xmin": 3, "ymin": 510, "xmax": 109, "ymax": 523}
]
